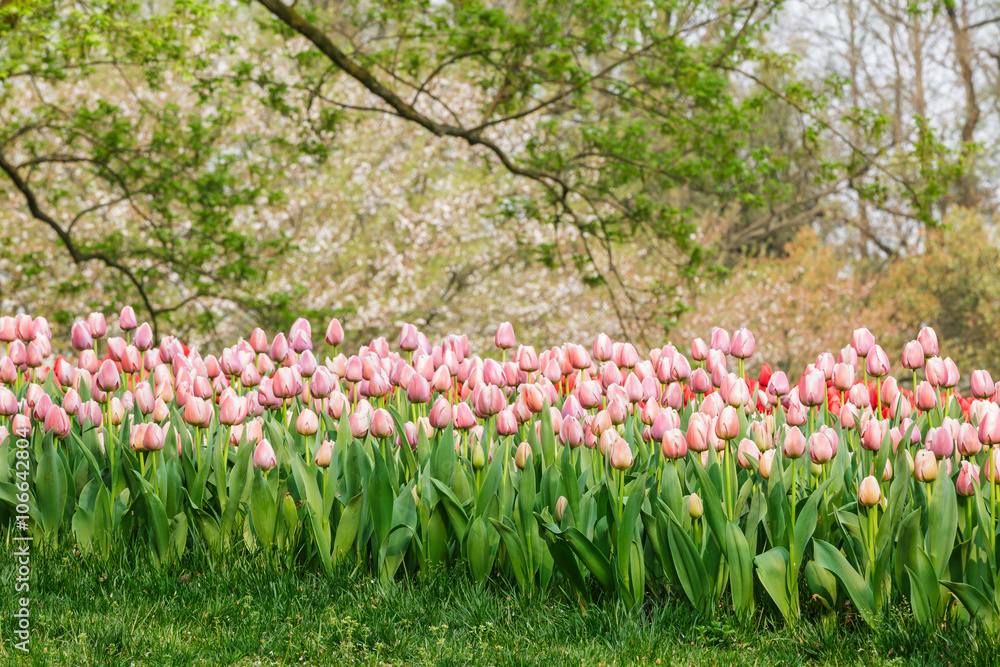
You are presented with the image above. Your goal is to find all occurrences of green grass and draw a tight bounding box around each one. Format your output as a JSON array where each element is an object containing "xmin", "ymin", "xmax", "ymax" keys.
[{"xmin": 0, "ymin": 548, "xmax": 993, "ymax": 666}]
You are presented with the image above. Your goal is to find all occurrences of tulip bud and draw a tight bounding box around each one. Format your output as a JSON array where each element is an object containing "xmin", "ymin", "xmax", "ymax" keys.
[
  {"xmin": 494, "ymin": 322, "xmax": 516, "ymax": 350},
  {"xmin": 917, "ymin": 326, "xmax": 939, "ymax": 357},
  {"xmin": 759, "ymin": 449, "xmax": 775, "ymax": 479},
  {"xmin": 325, "ymin": 319, "xmax": 345, "ymax": 346},
  {"xmin": 865, "ymin": 345, "xmax": 890, "ymax": 378},
  {"xmin": 737, "ymin": 438, "xmax": 760, "ymax": 469},
  {"xmin": 686, "ymin": 413, "xmax": 711, "ymax": 453},
  {"xmin": 715, "ymin": 406, "xmax": 739, "ymax": 440},
  {"xmin": 87, "ymin": 312, "xmax": 107, "ymax": 338},
  {"xmin": 782, "ymin": 426, "xmax": 806, "ymax": 459},
  {"xmin": 808, "ymin": 432, "xmax": 833, "ymax": 465},
  {"xmin": 661, "ymin": 428, "xmax": 687, "ymax": 460},
  {"xmin": 858, "ymin": 476, "xmax": 881, "ymax": 507},
  {"xmin": 555, "ymin": 496, "xmax": 569, "ymax": 522},
  {"xmin": 861, "ymin": 419, "xmax": 886, "ymax": 452},
  {"xmin": 730, "ymin": 328, "xmax": 755, "ymax": 359},
  {"xmin": 119, "ymin": 305, "xmax": 138, "ymax": 331},
  {"xmin": 688, "ymin": 493, "xmax": 704, "ymax": 519},
  {"xmin": 971, "ymin": 370, "xmax": 995, "ymax": 400},
  {"xmin": 800, "ymin": 369, "xmax": 826, "ymax": 407},
  {"xmin": 831, "ymin": 363, "xmax": 854, "ymax": 392},
  {"xmin": 370, "ymin": 408, "xmax": 395, "ymax": 439},
  {"xmin": 609, "ymin": 437, "xmax": 634, "ymax": 470},
  {"xmin": 957, "ymin": 461, "xmax": 980, "ymax": 496},
  {"xmin": 914, "ymin": 449, "xmax": 937, "ymax": 483},
  {"xmin": 95, "ymin": 359, "xmax": 121, "ymax": 393},
  {"xmin": 314, "ymin": 440, "xmax": 334, "ymax": 467},
  {"xmin": 253, "ymin": 439, "xmax": 277, "ymax": 470},
  {"xmin": 958, "ymin": 422, "xmax": 982, "ymax": 457},
  {"xmin": 710, "ymin": 327, "xmax": 730, "ymax": 355},
  {"xmin": 851, "ymin": 328, "xmax": 875, "ymax": 358},
  {"xmin": 471, "ymin": 440, "xmax": 486, "ymax": 470},
  {"xmin": 514, "ymin": 441, "xmax": 532, "ymax": 469},
  {"xmin": 295, "ymin": 408, "xmax": 319, "ymax": 436}
]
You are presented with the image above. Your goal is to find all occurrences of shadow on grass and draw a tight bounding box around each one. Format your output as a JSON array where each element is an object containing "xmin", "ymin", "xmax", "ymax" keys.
[{"xmin": 0, "ymin": 547, "xmax": 992, "ymax": 666}]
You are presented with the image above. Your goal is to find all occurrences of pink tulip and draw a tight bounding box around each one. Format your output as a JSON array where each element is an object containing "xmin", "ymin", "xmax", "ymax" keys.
[
  {"xmin": 838, "ymin": 345, "xmax": 858, "ymax": 369},
  {"xmin": 861, "ymin": 419, "xmax": 886, "ymax": 452},
  {"xmin": 710, "ymin": 327, "xmax": 730, "ymax": 355},
  {"xmin": 496, "ymin": 409, "xmax": 518, "ymax": 436},
  {"xmin": 134, "ymin": 323, "xmax": 154, "ymax": 351},
  {"xmin": 494, "ymin": 322, "xmax": 516, "ymax": 350},
  {"xmin": 971, "ymin": 370, "xmax": 995, "ymax": 399},
  {"xmin": 143, "ymin": 423, "xmax": 165, "ymax": 452},
  {"xmin": 782, "ymin": 426, "xmax": 806, "ymax": 459},
  {"xmin": 730, "ymin": 328, "xmax": 755, "ymax": 359},
  {"xmin": 715, "ymin": 406, "xmax": 739, "ymax": 440},
  {"xmin": 927, "ymin": 426, "xmax": 953, "ymax": 459},
  {"xmin": 767, "ymin": 371, "xmax": 790, "ymax": 397},
  {"xmin": 87, "ymin": 312, "xmax": 107, "ymax": 338},
  {"xmin": 831, "ymin": 363, "xmax": 854, "ymax": 392},
  {"xmin": 325, "ymin": 318, "xmax": 344, "ymax": 346},
  {"xmin": 913, "ymin": 449, "xmax": 937, "ymax": 483},
  {"xmin": 560, "ymin": 416, "xmax": 585, "ymax": 448},
  {"xmin": 865, "ymin": 345, "xmax": 890, "ymax": 377},
  {"xmin": 95, "ymin": 359, "xmax": 121, "ymax": 392},
  {"xmin": 839, "ymin": 403, "xmax": 858, "ymax": 429},
  {"xmin": 925, "ymin": 357, "xmax": 946, "ymax": 387},
  {"xmin": 736, "ymin": 438, "xmax": 760, "ymax": 469},
  {"xmin": 942, "ymin": 357, "xmax": 960, "ymax": 388},
  {"xmin": 917, "ymin": 326, "xmax": 939, "ymax": 357},
  {"xmin": 901, "ymin": 341, "xmax": 924, "ymax": 370},
  {"xmin": 119, "ymin": 306, "xmax": 138, "ymax": 331},
  {"xmin": 958, "ymin": 422, "xmax": 982, "ymax": 456},
  {"xmin": 370, "ymin": 409, "xmax": 395, "ymax": 439},
  {"xmin": 851, "ymin": 328, "xmax": 875, "ymax": 358},
  {"xmin": 0, "ymin": 317, "xmax": 14, "ymax": 343},
  {"xmin": 785, "ymin": 400, "xmax": 808, "ymax": 426},
  {"xmin": 269, "ymin": 332, "xmax": 289, "ymax": 363},
  {"xmin": 253, "ymin": 439, "xmax": 277, "ymax": 470},
  {"xmin": 43, "ymin": 406, "xmax": 71, "ymax": 439},
  {"xmin": 957, "ymin": 461, "xmax": 980, "ymax": 496},
  {"xmin": 690, "ymin": 368, "xmax": 711, "ymax": 394},
  {"xmin": 609, "ymin": 436, "xmax": 634, "ymax": 470},
  {"xmin": 858, "ymin": 476, "xmax": 882, "ymax": 507}
]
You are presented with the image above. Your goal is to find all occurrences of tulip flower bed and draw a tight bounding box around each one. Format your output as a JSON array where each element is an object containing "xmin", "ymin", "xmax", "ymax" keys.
[{"xmin": 1, "ymin": 311, "xmax": 999, "ymax": 633}]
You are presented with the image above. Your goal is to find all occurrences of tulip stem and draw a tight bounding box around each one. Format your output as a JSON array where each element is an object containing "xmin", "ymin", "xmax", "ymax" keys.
[
  {"xmin": 868, "ymin": 505, "xmax": 877, "ymax": 586},
  {"xmin": 152, "ymin": 451, "xmax": 160, "ymax": 496},
  {"xmin": 876, "ymin": 378, "xmax": 882, "ymax": 419},
  {"xmin": 992, "ymin": 451, "xmax": 997, "ymax": 561},
  {"xmin": 789, "ymin": 455, "xmax": 797, "ymax": 607},
  {"xmin": 140, "ymin": 451, "xmax": 146, "ymax": 479}
]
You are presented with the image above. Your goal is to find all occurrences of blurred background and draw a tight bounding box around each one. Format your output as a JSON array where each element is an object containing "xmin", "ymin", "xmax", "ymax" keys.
[{"xmin": 1, "ymin": 0, "xmax": 997, "ymax": 377}]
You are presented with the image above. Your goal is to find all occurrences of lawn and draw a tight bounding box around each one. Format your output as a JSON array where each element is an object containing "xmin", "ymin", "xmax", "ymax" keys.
[{"xmin": 0, "ymin": 549, "xmax": 990, "ymax": 666}]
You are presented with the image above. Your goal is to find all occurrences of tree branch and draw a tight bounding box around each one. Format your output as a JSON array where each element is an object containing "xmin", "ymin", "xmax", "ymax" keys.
[{"xmin": 0, "ymin": 149, "xmax": 161, "ymax": 337}]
